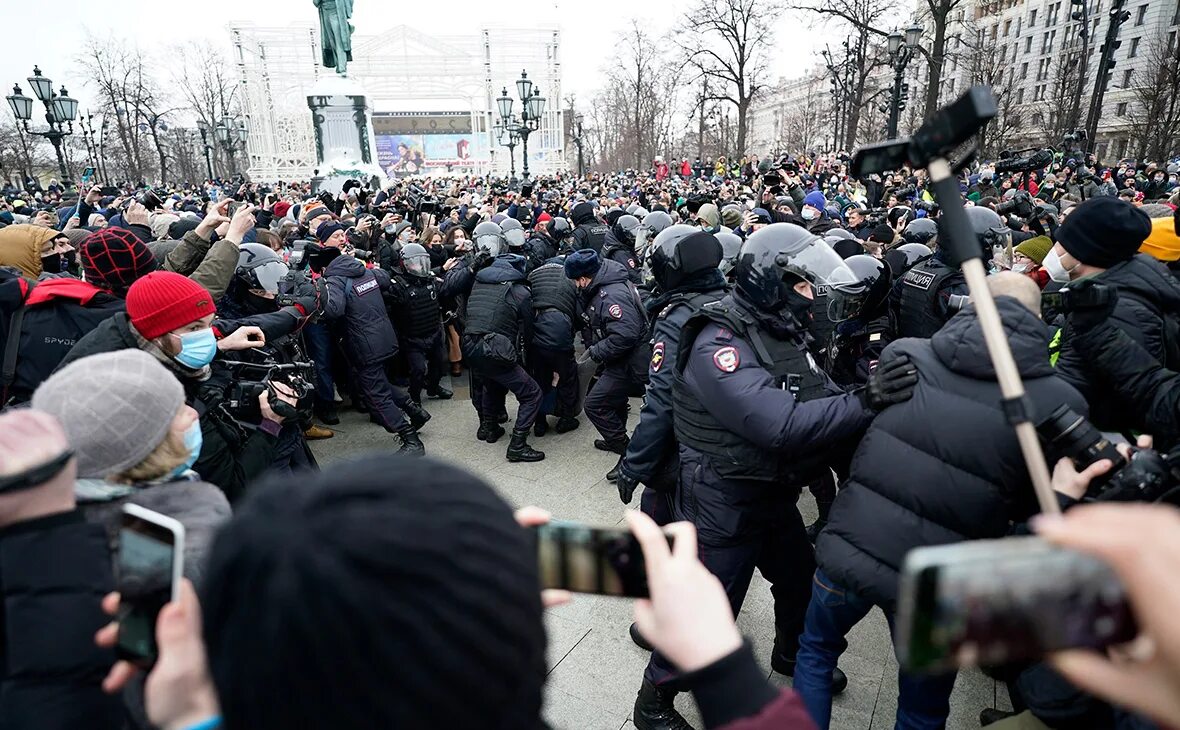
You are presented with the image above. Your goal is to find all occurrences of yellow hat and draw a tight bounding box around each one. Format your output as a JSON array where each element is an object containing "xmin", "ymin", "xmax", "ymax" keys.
[{"xmin": 1139, "ymin": 216, "xmax": 1180, "ymax": 263}]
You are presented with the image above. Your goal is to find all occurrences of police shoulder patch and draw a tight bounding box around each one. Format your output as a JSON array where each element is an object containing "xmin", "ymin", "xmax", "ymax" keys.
[
  {"xmin": 651, "ymin": 341, "xmax": 666, "ymax": 372},
  {"xmin": 627, "ymin": 258, "xmax": 636, "ymax": 268},
  {"xmin": 713, "ymin": 345, "xmax": 740, "ymax": 372},
  {"xmin": 608, "ymin": 303, "xmax": 623, "ymax": 319}
]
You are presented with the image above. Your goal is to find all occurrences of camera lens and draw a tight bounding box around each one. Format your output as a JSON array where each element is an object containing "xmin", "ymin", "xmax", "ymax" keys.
[{"xmin": 1036, "ymin": 405, "xmax": 1123, "ymax": 483}]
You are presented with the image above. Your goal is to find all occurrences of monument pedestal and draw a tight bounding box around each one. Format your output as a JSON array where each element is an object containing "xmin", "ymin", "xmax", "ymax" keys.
[{"xmin": 306, "ymin": 75, "xmax": 386, "ymax": 193}]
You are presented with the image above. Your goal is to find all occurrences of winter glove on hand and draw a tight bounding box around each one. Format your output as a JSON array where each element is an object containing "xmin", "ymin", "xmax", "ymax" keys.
[
  {"xmin": 860, "ymin": 354, "xmax": 918, "ymax": 412},
  {"xmin": 1065, "ymin": 280, "xmax": 1120, "ymax": 333}
]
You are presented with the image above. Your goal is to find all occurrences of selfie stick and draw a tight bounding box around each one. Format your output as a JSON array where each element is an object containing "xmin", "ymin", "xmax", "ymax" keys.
[{"xmin": 853, "ymin": 87, "xmax": 1060, "ymax": 516}]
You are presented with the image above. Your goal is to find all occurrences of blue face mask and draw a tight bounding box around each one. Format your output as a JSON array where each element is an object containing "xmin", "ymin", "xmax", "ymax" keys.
[
  {"xmin": 173, "ymin": 328, "xmax": 217, "ymax": 369},
  {"xmin": 170, "ymin": 419, "xmax": 203, "ymax": 478}
]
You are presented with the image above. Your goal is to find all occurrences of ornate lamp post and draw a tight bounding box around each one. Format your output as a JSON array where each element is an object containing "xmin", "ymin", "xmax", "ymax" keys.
[
  {"xmin": 572, "ymin": 113, "xmax": 586, "ymax": 177},
  {"xmin": 886, "ymin": 26, "xmax": 923, "ymax": 138},
  {"xmin": 196, "ymin": 120, "xmax": 215, "ymax": 180},
  {"xmin": 496, "ymin": 70, "xmax": 547, "ymax": 180},
  {"xmin": 6, "ymin": 66, "xmax": 78, "ymax": 182}
]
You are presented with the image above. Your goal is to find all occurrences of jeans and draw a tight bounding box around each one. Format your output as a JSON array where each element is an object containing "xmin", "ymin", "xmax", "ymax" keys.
[
  {"xmin": 303, "ymin": 322, "xmax": 335, "ymax": 404},
  {"xmin": 793, "ymin": 568, "xmax": 957, "ymax": 730}
]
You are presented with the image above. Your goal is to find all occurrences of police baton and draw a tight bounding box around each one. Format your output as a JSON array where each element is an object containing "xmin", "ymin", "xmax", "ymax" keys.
[{"xmin": 852, "ymin": 86, "xmax": 1060, "ymax": 516}]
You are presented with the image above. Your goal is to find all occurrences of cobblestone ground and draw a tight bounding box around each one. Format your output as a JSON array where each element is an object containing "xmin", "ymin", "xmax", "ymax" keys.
[{"xmin": 311, "ymin": 371, "xmax": 1007, "ymax": 729}]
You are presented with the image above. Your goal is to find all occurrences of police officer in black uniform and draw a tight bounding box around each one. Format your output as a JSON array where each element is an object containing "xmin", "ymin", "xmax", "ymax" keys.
[
  {"xmin": 569, "ymin": 201, "xmax": 609, "ymax": 254},
  {"xmin": 526, "ymin": 216, "xmax": 571, "ymax": 270},
  {"xmin": 564, "ymin": 249, "xmax": 648, "ymax": 473},
  {"xmin": 526, "ymin": 255, "xmax": 581, "ymax": 436},
  {"xmin": 631, "ymin": 223, "xmax": 919, "ymax": 730},
  {"xmin": 602, "ymin": 214, "xmax": 643, "ymax": 285},
  {"xmin": 462, "ymin": 252, "xmax": 546, "ymax": 462},
  {"xmin": 894, "ymin": 207, "xmax": 1004, "ymax": 338},
  {"xmin": 387, "ymin": 243, "xmax": 454, "ymax": 405}
]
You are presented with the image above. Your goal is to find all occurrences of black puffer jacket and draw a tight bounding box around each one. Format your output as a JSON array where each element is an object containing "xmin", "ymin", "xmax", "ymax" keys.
[
  {"xmin": 321, "ymin": 255, "xmax": 398, "ymax": 364},
  {"xmin": 1055, "ymin": 254, "xmax": 1180, "ymax": 432},
  {"xmin": 817, "ymin": 298, "xmax": 1087, "ymax": 612}
]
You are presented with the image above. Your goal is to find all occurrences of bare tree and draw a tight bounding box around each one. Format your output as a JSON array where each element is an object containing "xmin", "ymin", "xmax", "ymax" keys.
[
  {"xmin": 673, "ymin": 0, "xmax": 783, "ymax": 154},
  {"xmin": 961, "ymin": 20, "xmax": 1022, "ymax": 156},
  {"xmin": 1126, "ymin": 31, "xmax": 1180, "ymax": 162},
  {"xmin": 171, "ymin": 42, "xmax": 243, "ymax": 177}
]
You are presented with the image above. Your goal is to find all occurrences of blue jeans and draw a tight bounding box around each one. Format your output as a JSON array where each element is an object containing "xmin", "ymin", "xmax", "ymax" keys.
[
  {"xmin": 303, "ymin": 322, "xmax": 335, "ymax": 404},
  {"xmin": 793, "ymin": 569, "xmax": 957, "ymax": 730}
]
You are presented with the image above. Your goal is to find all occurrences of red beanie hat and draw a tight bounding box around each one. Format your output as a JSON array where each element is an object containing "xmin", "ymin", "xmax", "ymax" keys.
[
  {"xmin": 537, "ymin": 212, "xmax": 552, "ymax": 223},
  {"xmin": 273, "ymin": 201, "xmax": 292, "ymax": 219},
  {"xmin": 125, "ymin": 271, "xmax": 216, "ymax": 340}
]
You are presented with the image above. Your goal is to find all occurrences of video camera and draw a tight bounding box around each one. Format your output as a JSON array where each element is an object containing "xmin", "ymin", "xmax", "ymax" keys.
[
  {"xmin": 1037, "ymin": 404, "xmax": 1180, "ymax": 504},
  {"xmin": 222, "ymin": 360, "xmax": 315, "ymax": 424},
  {"xmin": 406, "ymin": 184, "xmax": 438, "ymax": 213},
  {"xmin": 1040, "ymin": 281, "xmax": 1115, "ymax": 314},
  {"xmin": 995, "ymin": 148, "xmax": 1054, "ymax": 175}
]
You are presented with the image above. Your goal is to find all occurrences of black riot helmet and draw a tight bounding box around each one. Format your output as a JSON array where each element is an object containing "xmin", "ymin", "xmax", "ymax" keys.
[
  {"xmin": 400, "ymin": 243, "xmax": 432, "ymax": 279},
  {"xmin": 547, "ymin": 217, "xmax": 572, "ymax": 241},
  {"xmin": 647, "ymin": 224, "xmax": 723, "ymax": 292},
  {"xmin": 473, "ymin": 221, "xmax": 506, "ymax": 257},
  {"xmin": 827, "ymin": 254, "xmax": 892, "ymax": 323},
  {"xmin": 637, "ymin": 210, "xmax": 674, "ymax": 260},
  {"xmin": 883, "ymin": 243, "xmax": 933, "ymax": 278},
  {"xmin": 734, "ymin": 223, "xmax": 856, "ymax": 314},
  {"xmin": 613, "ymin": 214, "xmax": 642, "ymax": 247},
  {"xmin": 500, "ymin": 217, "xmax": 526, "ymax": 250},
  {"xmin": 714, "ymin": 229, "xmax": 743, "ymax": 277},
  {"xmin": 902, "ymin": 217, "xmax": 938, "ymax": 245},
  {"xmin": 233, "ymin": 243, "xmax": 290, "ymax": 314},
  {"xmin": 948, "ymin": 205, "xmax": 1011, "ymax": 260}
]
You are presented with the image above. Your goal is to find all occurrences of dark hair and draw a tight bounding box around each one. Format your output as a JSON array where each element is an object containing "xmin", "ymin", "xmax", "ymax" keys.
[{"xmin": 200, "ymin": 456, "xmax": 546, "ymax": 730}]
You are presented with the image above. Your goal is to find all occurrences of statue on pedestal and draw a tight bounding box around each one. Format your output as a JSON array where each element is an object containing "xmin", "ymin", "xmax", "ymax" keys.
[{"xmin": 314, "ymin": 0, "xmax": 354, "ymax": 75}]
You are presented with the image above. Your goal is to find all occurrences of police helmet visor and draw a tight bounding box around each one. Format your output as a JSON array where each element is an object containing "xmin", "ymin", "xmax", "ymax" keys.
[
  {"xmin": 475, "ymin": 235, "xmax": 503, "ymax": 257},
  {"xmin": 635, "ymin": 226, "xmax": 652, "ymax": 258},
  {"xmin": 504, "ymin": 228, "xmax": 527, "ymax": 248},
  {"xmin": 404, "ymin": 253, "xmax": 431, "ymax": 277},
  {"xmin": 774, "ymin": 241, "xmax": 857, "ymax": 288},
  {"xmin": 253, "ymin": 260, "xmax": 290, "ymax": 294}
]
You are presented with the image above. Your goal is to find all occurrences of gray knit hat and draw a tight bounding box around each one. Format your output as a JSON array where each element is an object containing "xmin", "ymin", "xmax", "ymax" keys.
[{"xmin": 32, "ymin": 349, "xmax": 185, "ymax": 479}]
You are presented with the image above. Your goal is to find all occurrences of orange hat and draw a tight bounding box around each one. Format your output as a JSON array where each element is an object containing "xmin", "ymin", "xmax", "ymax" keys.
[{"xmin": 1139, "ymin": 217, "xmax": 1180, "ymax": 263}]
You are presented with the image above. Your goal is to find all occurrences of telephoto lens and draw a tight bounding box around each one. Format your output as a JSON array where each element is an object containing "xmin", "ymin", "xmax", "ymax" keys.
[{"xmin": 1036, "ymin": 404, "xmax": 1125, "ymax": 487}]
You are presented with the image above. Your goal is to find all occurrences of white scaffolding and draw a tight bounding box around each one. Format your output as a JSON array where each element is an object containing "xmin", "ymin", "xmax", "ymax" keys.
[{"xmin": 231, "ymin": 23, "xmax": 564, "ymax": 181}]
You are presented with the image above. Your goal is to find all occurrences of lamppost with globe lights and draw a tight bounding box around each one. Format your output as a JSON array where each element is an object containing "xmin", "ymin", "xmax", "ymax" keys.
[
  {"xmin": 215, "ymin": 115, "xmax": 249, "ymax": 176},
  {"xmin": 496, "ymin": 70, "xmax": 546, "ymax": 181},
  {"xmin": 493, "ymin": 120, "xmax": 519, "ymax": 178},
  {"xmin": 886, "ymin": 26, "xmax": 923, "ymax": 139},
  {"xmin": 6, "ymin": 66, "xmax": 79, "ymax": 182}
]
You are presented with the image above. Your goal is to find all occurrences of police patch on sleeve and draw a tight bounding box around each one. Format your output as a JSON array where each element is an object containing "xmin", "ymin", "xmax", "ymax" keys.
[
  {"xmin": 628, "ymin": 258, "xmax": 637, "ymax": 268},
  {"xmin": 713, "ymin": 346, "xmax": 739, "ymax": 372},
  {"xmin": 608, "ymin": 303, "xmax": 623, "ymax": 319},
  {"xmin": 651, "ymin": 341, "xmax": 665, "ymax": 372}
]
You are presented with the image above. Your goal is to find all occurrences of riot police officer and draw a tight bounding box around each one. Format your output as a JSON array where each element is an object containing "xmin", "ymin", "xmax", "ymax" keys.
[
  {"xmin": 715, "ymin": 228, "xmax": 743, "ymax": 281},
  {"xmin": 602, "ymin": 214, "xmax": 643, "ymax": 284},
  {"xmin": 901, "ymin": 217, "xmax": 938, "ymax": 247},
  {"xmin": 526, "ymin": 255, "xmax": 581, "ymax": 436},
  {"xmin": 462, "ymin": 251, "xmax": 546, "ymax": 462},
  {"xmin": 824, "ymin": 254, "xmax": 893, "ymax": 388},
  {"xmin": 564, "ymin": 249, "xmax": 648, "ymax": 473},
  {"xmin": 614, "ymin": 225, "xmax": 726, "ymax": 523},
  {"xmin": 569, "ymin": 201, "xmax": 609, "ymax": 253},
  {"xmin": 388, "ymin": 243, "xmax": 454, "ymax": 405},
  {"xmin": 632, "ymin": 223, "xmax": 918, "ymax": 729},
  {"xmin": 636, "ymin": 210, "xmax": 674, "ymax": 262},
  {"xmin": 526, "ymin": 216, "xmax": 571, "ymax": 270}
]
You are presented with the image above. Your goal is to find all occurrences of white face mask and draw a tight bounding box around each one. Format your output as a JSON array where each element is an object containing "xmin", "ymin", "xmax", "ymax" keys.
[
  {"xmin": 1042, "ymin": 248, "xmax": 1074, "ymax": 284},
  {"xmin": 1011, "ymin": 262, "xmax": 1031, "ymax": 274},
  {"xmin": 801, "ymin": 208, "xmax": 817, "ymax": 221}
]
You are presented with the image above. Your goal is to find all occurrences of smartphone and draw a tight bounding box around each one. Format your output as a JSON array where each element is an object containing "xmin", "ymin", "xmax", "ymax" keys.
[
  {"xmin": 895, "ymin": 536, "xmax": 1136, "ymax": 673},
  {"xmin": 534, "ymin": 521, "xmax": 672, "ymax": 598},
  {"xmin": 81, "ymin": 166, "xmax": 96, "ymax": 185},
  {"xmin": 99, "ymin": 186, "xmax": 120, "ymax": 197},
  {"xmin": 227, "ymin": 200, "xmax": 243, "ymax": 218},
  {"xmin": 116, "ymin": 504, "xmax": 185, "ymax": 668}
]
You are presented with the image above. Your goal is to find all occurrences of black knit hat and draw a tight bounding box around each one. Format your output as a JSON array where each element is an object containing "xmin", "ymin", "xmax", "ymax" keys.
[
  {"xmin": 200, "ymin": 455, "xmax": 547, "ymax": 730},
  {"xmin": 80, "ymin": 228, "xmax": 158, "ymax": 297},
  {"xmin": 1056, "ymin": 196, "xmax": 1152, "ymax": 268},
  {"xmin": 564, "ymin": 248, "xmax": 601, "ymax": 279}
]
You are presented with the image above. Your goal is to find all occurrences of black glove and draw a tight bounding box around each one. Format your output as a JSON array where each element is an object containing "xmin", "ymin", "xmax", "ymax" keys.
[
  {"xmin": 1064, "ymin": 279, "xmax": 1119, "ymax": 332},
  {"xmin": 860, "ymin": 354, "xmax": 918, "ymax": 412},
  {"xmin": 616, "ymin": 466, "xmax": 640, "ymax": 505}
]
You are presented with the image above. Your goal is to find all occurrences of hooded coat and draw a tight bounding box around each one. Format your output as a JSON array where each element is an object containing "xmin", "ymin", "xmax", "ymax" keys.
[
  {"xmin": 816, "ymin": 298, "xmax": 1087, "ymax": 612},
  {"xmin": 0, "ymin": 223, "xmax": 57, "ymax": 280},
  {"xmin": 1054, "ymin": 253, "xmax": 1180, "ymax": 433}
]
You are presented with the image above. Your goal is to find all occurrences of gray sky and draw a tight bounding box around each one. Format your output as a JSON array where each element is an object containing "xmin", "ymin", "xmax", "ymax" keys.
[{"xmin": 2, "ymin": 0, "xmax": 843, "ymax": 114}]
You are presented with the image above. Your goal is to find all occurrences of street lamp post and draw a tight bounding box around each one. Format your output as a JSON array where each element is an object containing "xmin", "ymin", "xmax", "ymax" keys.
[
  {"xmin": 886, "ymin": 26, "xmax": 923, "ymax": 139},
  {"xmin": 216, "ymin": 114, "xmax": 248, "ymax": 177},
  {"xmin": 196, "ymin": 120, "xmax": 215, "ymax": 180},
  {"xmin": 494, "ymin": 121, "xmax": 518, "ymax": 178},
  {"xmin": 572, "ymin": 113, "xmax": 585, "ymax": 177},
  {"xmin": 496, "ymin": 70, "xmax": 547, "ymax": 181},
  {"xmin": 6, "ymin": 66, "xmax": 78, "ymax": 183}
]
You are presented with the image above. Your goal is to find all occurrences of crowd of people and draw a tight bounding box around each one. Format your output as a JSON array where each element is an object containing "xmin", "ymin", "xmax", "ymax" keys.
[{"xmin": 2, "ymin": 143, "xmax": 1180, "ymax": 730}]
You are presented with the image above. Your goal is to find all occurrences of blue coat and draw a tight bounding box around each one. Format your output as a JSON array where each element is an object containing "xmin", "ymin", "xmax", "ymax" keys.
[
  {"xmin": 321, "ymin": 255, "xmax": 397, "ymax": 364},
  {"xmin": 580, "ymin": 259, "xmax": 647, "ymax": 373}
]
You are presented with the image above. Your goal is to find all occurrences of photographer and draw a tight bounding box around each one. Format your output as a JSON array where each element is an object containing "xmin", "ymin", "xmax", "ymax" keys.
[
  {"xmin": 1047, "ymin": 197, "xmax": 1180, "ymax": 434},
  {"xmin": 57, "ymin": 272, "xmax": 295, "ymax": 500}
]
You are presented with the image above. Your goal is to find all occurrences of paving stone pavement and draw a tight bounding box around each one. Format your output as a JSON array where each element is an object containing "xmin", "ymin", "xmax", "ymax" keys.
[{"xmin": 310, "ymin": 373, "xmax": 1009, "ymax": 729}]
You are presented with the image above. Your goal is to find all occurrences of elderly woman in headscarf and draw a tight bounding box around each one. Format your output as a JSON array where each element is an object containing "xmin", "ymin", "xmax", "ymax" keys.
[{"xmin": 0, "ymin": 223, "xmax": 75, "ymax": 281}]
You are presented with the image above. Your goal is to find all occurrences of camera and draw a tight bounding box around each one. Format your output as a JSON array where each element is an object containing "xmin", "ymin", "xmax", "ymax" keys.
[
  {"xmin": 995, "ymin": 148, "xmax": 1054, "ymax": 174},
  {"xmin": 914, "ymin": 200, "xmax": 940, "ymax": 215},
  {"xmin": 1040, "ymin": 282, "xmax": 1114, "ymax": 313},
  {"xmin": 996, "ymin": 190, "xmax": 1036, "ymax": 219},
  {"xmin": 891, "ymin": 185, "xmax": 917, "ymax": 201},
  {"xmin": 138, "ymin": 188, "xmax": 165, "ymax": 211},
  {"xmin": 223, "ymin": 361, "xmax": 315, "ymax": 424},
  {"xmin": 1037, "ymin": 404, "xmax": 1176, "ymax": 503}
]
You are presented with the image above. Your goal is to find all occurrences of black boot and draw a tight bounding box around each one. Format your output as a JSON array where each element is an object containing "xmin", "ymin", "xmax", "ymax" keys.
[
  {"xmin": 496, "ymin": 411, "xmax": 509, "ymax": 424},
  {"xmin": 554, "ymin": 416, "xmax": 580, "ymax": 433},
  {"xmin": 396, "ymin": 426, "xmax": 425, "ymax": 456},
  {"xmin": 482, "ymin": 418, "xmax": 506, "ymax": 444},
  {"xmin": 506, "ymin": 429, "xmax": 545, "ymax": 462},
  {"xmin": 403, "ymin": 402, "xmax": 432, "ymax": 431},
  {"xmin": 629, "ymin": 622, "xmax": 653, "ymax": 651},
  {"xmin": 534, "ymin": 416, "xmax": 549, "ymax": 437},
  {"xmin": 409, "ymin": 388, "xmax": 423, "ymax": 408},
  {"xmin": 594, "ymin": 435, "xmax": 630, "ymax": 455},
  {"xmin": 980, "ymin": 709, "xmax": 1017, "ymax": 726},
  {"xmin": 314, "ymin": 401, "xmax": 340, "ymax": 425},
  {"xmin": 633, "ymin": 679, "xmax": 694, "ymax": 730},
  {"xmin": 771, "ymin": 644, "xmax": 848, "ymax": 695},
  {"xmin": 606, "ymin": 456, "xmax": 624, "ymax": 483},
  {"xmin": 476, "ymin": 421, "xmax": 490, "ymax": 441},
  {"xmin": 427, "ymin": 384, "xmax": 453, "ymax": 400}
]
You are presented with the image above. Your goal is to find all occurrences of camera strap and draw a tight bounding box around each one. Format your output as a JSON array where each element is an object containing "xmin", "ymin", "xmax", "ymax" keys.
[
  {"xmin": 1, "ymin": 283, "xmax": 32, "ymax": 405},
  {"xmin": 0, "ymin": 450, "xmax": 74, "ymax": 494}
]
